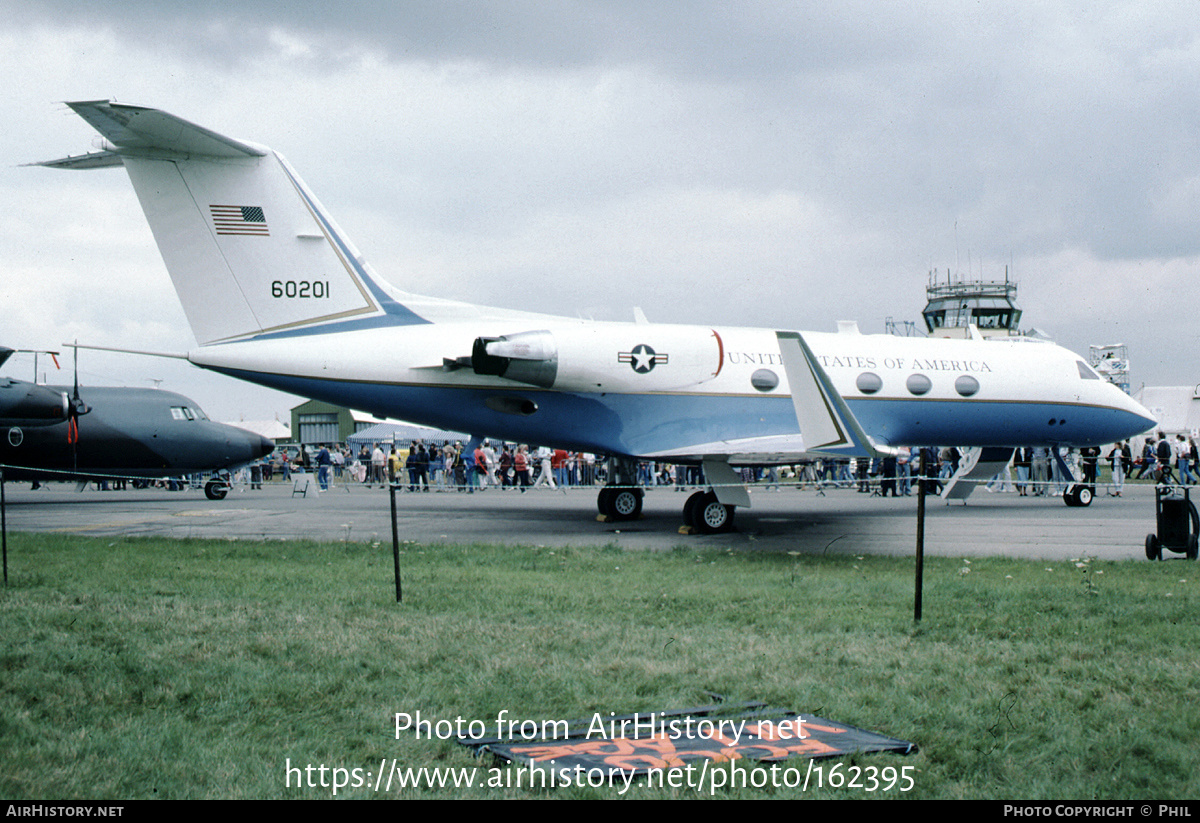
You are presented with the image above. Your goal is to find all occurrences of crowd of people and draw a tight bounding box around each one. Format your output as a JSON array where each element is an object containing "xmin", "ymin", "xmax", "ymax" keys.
[
  {"xmin": 264, "ymin": 441, "xmax": 607, "ymax": 493},
  {"xmin": 240, "ymin": 432, "xmax": 1196, "ymax": 497}
]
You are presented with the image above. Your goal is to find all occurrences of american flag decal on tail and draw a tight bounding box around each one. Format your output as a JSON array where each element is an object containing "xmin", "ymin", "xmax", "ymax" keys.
[{"xmin": 210, "ymin": 205, "xmax": 269, "ymax": 236}]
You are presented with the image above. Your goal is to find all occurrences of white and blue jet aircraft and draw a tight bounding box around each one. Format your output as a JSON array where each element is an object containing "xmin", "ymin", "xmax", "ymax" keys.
[{"xmin": 35, "ymin": 101, "xmax": 1155, "ymax": 531}]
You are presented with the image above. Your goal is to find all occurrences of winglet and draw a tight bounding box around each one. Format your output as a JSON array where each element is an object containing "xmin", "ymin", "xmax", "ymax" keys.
[{"xmin": 775, "ymin": 331, "xmax": 889, "ymax": 458}]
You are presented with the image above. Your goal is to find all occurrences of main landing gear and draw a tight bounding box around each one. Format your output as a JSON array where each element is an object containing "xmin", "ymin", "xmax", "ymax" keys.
[
  {"xmin": 596, "ymin": 457, "xmax": 644, "ymax": 522},
  {"xmin": 595, "ymin": 457, "xmax": 744, "ymax": 533},
  {"xmin": 598, "ymin": 485, "xmax": 644, "ymax": 520},
  {"xmin": 682, "ymin": 490, "xmax": 735, "ymax": 534},
  {"xmin": 597, "ymin": 484, "xmax": 738, "ymax": 533}
]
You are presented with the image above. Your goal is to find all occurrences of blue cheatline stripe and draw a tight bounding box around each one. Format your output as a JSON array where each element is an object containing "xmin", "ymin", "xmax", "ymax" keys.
[{"xmin": 203, "ymin": 366, "xmax": 1151, "ymax": 456}]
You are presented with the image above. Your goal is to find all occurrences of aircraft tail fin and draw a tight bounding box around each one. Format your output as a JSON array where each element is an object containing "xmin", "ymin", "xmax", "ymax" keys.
[{"xmin": 38, "ymin": 101, "xmax": 424, "ymax": 345}]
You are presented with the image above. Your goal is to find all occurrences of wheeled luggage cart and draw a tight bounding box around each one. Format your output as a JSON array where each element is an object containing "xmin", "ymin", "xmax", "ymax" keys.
[{"xmin": 1145, "ymin": 485, "xmax": 1198, "ymax": 560}]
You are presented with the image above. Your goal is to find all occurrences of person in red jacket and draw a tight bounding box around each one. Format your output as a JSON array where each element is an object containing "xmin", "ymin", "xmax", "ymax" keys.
[
  {"xmin": 552, "ymin": 448, "xmax": 569, "ymax": 487},
  {"xmin": 514, "ymin": 445, "xmax": 531, "ymax": 492}
]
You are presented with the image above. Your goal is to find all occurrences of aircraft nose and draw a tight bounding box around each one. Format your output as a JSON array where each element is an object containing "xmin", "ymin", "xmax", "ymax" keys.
[
  {"xmin": 235, "ymin": 432, "xmax": 275, "ymax": 462},
  {"xmin": 255, "ymin": 434, "xmax": 274, "ymax": 459},
  {"xmin": 219, "ymin": 430, "xmax": 275, "ymax": 464},
  {"xmin": 1107, "ymin": 384, "xmax": 1156, "ymax": 442}
]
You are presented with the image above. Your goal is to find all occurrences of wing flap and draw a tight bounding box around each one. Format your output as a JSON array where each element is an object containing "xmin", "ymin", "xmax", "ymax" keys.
[{"xmin": 642, "ymin": 434, "xmax": 812, "ymax": 464}]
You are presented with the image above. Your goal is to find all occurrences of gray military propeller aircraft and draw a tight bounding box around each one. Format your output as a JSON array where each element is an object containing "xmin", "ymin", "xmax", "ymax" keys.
[{"xmin": 0, "ymin": 347, "xmax": 275, "ymax": 499}]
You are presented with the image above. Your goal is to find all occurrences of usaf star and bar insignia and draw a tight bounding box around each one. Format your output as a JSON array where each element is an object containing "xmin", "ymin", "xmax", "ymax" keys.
[{"xmin": 619, "ymin": 344, "xmax": 669, "ymax": 374}]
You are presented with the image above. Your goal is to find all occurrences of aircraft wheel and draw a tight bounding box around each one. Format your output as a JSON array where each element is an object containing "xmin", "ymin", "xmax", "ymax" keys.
[
  {"xmin": 1145, "ymin": 534, "xmax": 1161, "ymax": 561},
  {"xmin": 205, "ymin": 479, "xmax": 229, "ymax": 501},
  {"xmin": 694, "ymin": 491, "xmax": 735, "ymax": 534},
  {"xmin": 683, "ymin": 490, "xmax": 707, "ymax": 528},
  {"xmin": 1188, "ymin": 534, "xmax": 1198, "ymax": 561},
  {"xmin": 1063, "ymin": 485, "xmax": 1080, "ymax": 507},
  {"xmin": 597, "ymin": 487, "xmax": 614, "ymax": 515},
  {"xmin": 1076, "ymin": 485, "xmax": 1093, "ymax": 507},
  {"xmin": 608, "ymin": 488, "xmax": 643, "ymax": 521}
]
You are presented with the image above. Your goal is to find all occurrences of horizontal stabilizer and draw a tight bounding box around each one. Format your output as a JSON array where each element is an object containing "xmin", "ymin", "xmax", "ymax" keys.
[
  {"xmin": 32, "ymin": 150, "xmax": 125, "ymax": 170},
  {"xmin": 63, "ymin": 101, "xmax": 267, "ymax": 158}
]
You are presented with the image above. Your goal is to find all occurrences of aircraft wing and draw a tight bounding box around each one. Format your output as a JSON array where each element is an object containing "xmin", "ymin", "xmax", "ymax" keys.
[{"xmin": 642, "ymin": 434, "xmax": 813, "ymax": 464}]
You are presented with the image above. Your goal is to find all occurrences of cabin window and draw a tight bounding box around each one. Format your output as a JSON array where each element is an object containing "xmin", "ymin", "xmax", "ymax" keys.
[
  {"xmin": 750, "ymin": 369, "xmax": 779, "ymax": 392},
  {"xmin": 954, "ymin": 375, "xmax": 980, "ymax": 397},
  {"xmin": 906, "ymin": 374, "xmax": 932, "ymax": 396},
  {"xmin": 856, "ymin": 372, "xmax": 883, "ymax": 394}
]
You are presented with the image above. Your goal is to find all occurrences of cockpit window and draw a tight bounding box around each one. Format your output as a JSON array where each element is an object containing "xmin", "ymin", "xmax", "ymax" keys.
[
  {"xmin": 1076, "ymin": 361, "xmax": 1101, "ymax": 380},
  {"xmin": 171, "ymin": 406, "xmax": 197, "ymax": 421}
]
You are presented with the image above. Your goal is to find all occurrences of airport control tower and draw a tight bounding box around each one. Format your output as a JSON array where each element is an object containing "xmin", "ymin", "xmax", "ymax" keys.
[
  {"xmin": 917, "ymin": 272, "xmax": 1136, "ymax": 393},
  {"xmin": 921, "ymin": 270, "xmax": 1023, "ymax": 338},
  {"xmin": 1089, "ymin": 344, "xmax": 1131, "ymax": 393}
]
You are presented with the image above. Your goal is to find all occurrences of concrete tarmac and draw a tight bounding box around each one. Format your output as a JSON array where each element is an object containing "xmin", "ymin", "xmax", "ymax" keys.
[{"xmin": 0, "ymin": 476, "xmax": 1184, "ymax": 562}]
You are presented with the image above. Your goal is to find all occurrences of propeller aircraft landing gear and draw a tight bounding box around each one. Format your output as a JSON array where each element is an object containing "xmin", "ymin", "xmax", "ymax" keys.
[{"xmin": 205, "ymin": 470, "xmax": 232, "ymax": 500}]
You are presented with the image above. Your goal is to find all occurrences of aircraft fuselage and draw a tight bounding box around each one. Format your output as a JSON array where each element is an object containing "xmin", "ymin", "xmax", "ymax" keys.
[
  {"xmin": 188, "ymin": 317, "xmax": 1153, "ymax": 460},
  {"xmin": 0, "ymin": 386, "xmax": 274, "ymax": 482}
]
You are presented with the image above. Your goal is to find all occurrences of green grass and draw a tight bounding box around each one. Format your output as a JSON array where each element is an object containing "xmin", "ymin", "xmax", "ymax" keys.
[{"xmin": 1, "ymin": 534, "xmax": 1197, "ymax": 799}]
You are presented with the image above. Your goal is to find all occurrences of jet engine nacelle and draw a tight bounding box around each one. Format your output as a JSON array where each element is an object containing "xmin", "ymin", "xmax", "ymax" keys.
[
  {"xmin": 472, "ymin": 331, "xmax": 558, "ymax": 388},
  {"xmin": 472, "ymin": 325, "xmax": 725, "ymax": 392}
]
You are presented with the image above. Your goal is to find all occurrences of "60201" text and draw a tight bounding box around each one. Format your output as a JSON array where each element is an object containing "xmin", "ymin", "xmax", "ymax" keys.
[{"xmin": 271, "ymin": 280, "xmax": 330, "ymax": 298}]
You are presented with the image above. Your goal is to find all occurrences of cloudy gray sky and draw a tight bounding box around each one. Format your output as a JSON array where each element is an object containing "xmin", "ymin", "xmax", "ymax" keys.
[{"xmin": 3, "ymin": 1, "xmax": 1198, "ymax": 422}]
